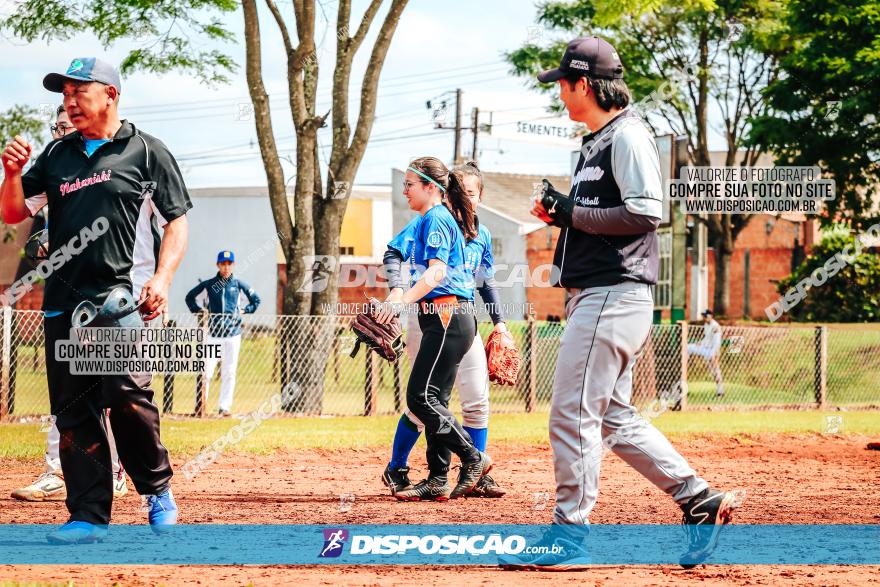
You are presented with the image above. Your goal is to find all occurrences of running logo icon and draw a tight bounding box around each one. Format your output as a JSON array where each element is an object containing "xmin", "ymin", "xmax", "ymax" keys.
[
  {"xmin": 140, "ymin": 181, "xmax": 157, "ymax": 198},
  {"xmin": 319, "ymin": 528, "xmax": 349, "ymax": 558}
]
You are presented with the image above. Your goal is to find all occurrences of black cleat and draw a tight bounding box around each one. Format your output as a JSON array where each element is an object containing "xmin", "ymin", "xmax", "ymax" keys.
[
  {"xmin": 381, "ymin": 465, "xmax": 412, "ymax": 495},
  {"xmin": 679, "ymin": 487, "xmax": 744, "ymax": 569},
  {"xmin": 394, "ymin": 477, "xmax": 451, "ymax": 502},
  {"xmin": 467, "ymin": 474, "xmax": 506, "ymax": 498},
  {"xmin": 450, "ymin": 452, "xmax": 493, "ymax": 499}
]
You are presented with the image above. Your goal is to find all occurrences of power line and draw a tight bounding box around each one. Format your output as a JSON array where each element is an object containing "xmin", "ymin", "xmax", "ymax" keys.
[
  {"xmin": 182, "ymin": 129, "xmax": 448, "ymax": 167},
  {"xmin": 378, "ymin": 76, "xmax": 512, "ymax": 100},
  {"xmin": 174, "ymin": 105, "xmax": 550, "ymax": 162},
  {"xmin": 124, "ymin": 60, "xmax": 508, "ymax": 116},
  {"xmin": 370, "ymin": 121, "xmax": 434, "ymax": 140},
  {"xmin": 135, "ymin": 67, "xmax": 509, "ymax": 124},
  {"xmin": 370, "ymin": 130, "xmax": 451, "ymax": 144}
]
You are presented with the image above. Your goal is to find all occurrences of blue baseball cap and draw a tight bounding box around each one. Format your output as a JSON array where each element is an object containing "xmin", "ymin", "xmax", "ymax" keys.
[
  {"xmin": 43, "ymin": 58, "xmax": 122, "ymax": 93},
  {"xmin": 217, "ymin": 250, "xmax": 235, "ymax": 263}
]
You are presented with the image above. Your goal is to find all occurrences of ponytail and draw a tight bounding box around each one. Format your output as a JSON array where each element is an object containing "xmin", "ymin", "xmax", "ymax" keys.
[
  {"xmin": 408, "ymin": 156, "xmax": 478, "ymax": 241},
  {"xmin": 446, "ymin": 169, "xmax": 478, "ymax": 241},
  {"xmin": 454, "ymin": 160, "xmax": 484, "ymax": 196}
]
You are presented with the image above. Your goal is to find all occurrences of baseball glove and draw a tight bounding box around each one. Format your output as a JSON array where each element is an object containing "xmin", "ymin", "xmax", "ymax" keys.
[
  {"xmin": 349, "ymin": 298, "xmax": 404, "ymax": 362},
  {"xmin": 485, "ymin": 330, "xmax": 521, "ymax": 386}
]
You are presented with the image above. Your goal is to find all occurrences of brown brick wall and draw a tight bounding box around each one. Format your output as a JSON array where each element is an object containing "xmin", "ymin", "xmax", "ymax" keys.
[
  {"xmin": 734, "ymin": 215, "xmax": 818, "ymax": 250},
  {"xmin": 525, "ymin": 227, "xmax": 566, "ymax": 319},
  {"xmin": 680, "ymin": 215, "xmax": 814, "ymax": 320},
  {"xmin": 277, "ymin": 263, "xmax": 387, "ymax": 315},
  {"xmin": 0, "ymin": 283, "xmax": 43, "ymax": 311},
  {"xmin": 688, "ymin": 247, "xmax": 796, "ymax": 319}
]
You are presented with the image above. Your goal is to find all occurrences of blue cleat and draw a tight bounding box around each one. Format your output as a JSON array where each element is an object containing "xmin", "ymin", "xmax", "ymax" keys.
[
  {"xmin": 46, "ymin": 521, "xmax": 109, "ymax": 545},
  {"xmin": 145, "ymin": 488, "xmax": 178, "ymax": 534},
  {"xmin": 498, "ymin": 525, "xmax": 590, "ymax": 571}
]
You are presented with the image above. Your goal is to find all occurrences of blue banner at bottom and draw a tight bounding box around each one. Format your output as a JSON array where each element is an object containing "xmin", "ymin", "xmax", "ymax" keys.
[{"xmin": 0, "ymin": 525, "xmax": 877, "ymax": 565}]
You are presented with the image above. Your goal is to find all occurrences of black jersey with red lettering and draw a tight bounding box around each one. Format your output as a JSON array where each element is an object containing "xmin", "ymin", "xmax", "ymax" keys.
[{"xmin": 21, "ymin": 120, "xmax": 192, "ymax": 310}]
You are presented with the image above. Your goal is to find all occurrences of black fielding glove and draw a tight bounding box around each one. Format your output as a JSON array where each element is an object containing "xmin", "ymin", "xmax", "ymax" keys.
[{"xmin": 539, "ymin": 179, "xmax": 575, "ymax": 228}]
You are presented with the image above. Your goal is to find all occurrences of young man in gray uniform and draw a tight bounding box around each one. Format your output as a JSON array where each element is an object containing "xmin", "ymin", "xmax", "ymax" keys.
[{"xmin": 500, "ymin": 37, "xmax": 741, "ymax": 571}]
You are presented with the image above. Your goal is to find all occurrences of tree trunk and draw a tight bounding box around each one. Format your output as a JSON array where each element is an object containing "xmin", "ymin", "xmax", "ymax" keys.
[
  {"xmin": 694, "ymin": 28, "xmax": 711, "ymax": 167},
  {"xmin": 712, "ymin": 218, "xmax": 735, "ymax": 315},
  {"xmin": 242, "ymin": 0, "xmax": 293, "ymax": 311},
  {"xmin": 311, "ymin": 197, "xmax": 345, "ymax": 314},
  {"xmin": 245, "ymin": 0, "xmax": 409, "ymax": 413}
]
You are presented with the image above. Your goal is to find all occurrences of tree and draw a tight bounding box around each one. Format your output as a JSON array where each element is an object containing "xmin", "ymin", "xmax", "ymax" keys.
[
  {"xmin": 775, "ymin": 227, "xmax": 880, "ymax": 322},
  {"xmin": 0, "ymin": 104, "xmax": 48, "ymax": 150},
  {"xmin": 241, "ymin": 0, "xmax": 408, "ymax": 412},
  {"xmin": 2, "ymin": 1, "xmax": 410, "ymax": 412},
  {"xmin": 506, "ymin": 0, "xmax": 784, "ymax": 316},
  {"xmin": 748, "ymin": 0, "xmax": 880, "ymax": 227},
  {"xmin": 1, "ymin": 104, "xmax": 52, "ymax": 242}
]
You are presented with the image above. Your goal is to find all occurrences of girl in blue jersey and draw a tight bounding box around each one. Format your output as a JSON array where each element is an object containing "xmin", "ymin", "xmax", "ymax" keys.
[
  {"xmin": 376, "ymin": 156, "xmax": 493, "ymax": 501},
  {"xmin": 381, "ymin": 161, "xmax": 507, "ymax": 499}
]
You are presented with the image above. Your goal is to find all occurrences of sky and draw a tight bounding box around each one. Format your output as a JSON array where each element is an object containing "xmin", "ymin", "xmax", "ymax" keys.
[{"xmin": 0, "ymin": 0, "xmax": 728, "ymax": 189}]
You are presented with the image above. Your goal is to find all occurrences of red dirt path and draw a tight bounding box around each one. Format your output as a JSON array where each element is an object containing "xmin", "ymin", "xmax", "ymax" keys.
[{"xmin": 1, "ymin": 433, "xmax": 878, "ymax": 586}]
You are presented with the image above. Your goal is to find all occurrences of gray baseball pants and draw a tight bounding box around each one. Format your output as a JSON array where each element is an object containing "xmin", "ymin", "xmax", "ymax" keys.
[{"xmin": 550, "ymin": 281, "xmax": 708, "ymax": 525}]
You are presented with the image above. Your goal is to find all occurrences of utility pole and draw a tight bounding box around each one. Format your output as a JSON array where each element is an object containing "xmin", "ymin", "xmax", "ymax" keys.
[
  {"xmin": 470, "ymin": 107, "xmax": 479, "ymax": 163},
  {"xmin": 690, "ymin": 212, "xmax": 709, "ymax": 321},
  {"xmin": 427, "ymin": 88, "xmax": 464, "ymax": 166},
  {"xmin": 453, "ymin": 88, "xmax": 463, "ymax": 165}
]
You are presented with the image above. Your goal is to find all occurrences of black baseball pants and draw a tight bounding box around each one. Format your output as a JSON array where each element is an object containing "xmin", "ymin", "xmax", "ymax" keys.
[
  {"xmin": 44, "ymin": 313, "xmax": 173, "ymax": 525},
  {"xmin": 405, "ymin": 301, "xmax": 480, "ymax": 479}
]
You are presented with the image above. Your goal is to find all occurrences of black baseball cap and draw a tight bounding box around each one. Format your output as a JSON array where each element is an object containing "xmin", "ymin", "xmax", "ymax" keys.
[
  {"xmin": 537, "ymin": 36, "xmax": 624, "ymax": 83},
  {"xmin": 43, "ymin": 57, "xmax": 122, "ymax": 93},
  {"xmin": 702, "ymin": 309, "xmax": 714, "ymax": 317}
]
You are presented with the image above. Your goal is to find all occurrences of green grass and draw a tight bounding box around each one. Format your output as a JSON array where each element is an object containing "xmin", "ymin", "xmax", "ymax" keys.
[{"xmin": 1, "ymin": 411, "xmax": 877, "ymax": 461}]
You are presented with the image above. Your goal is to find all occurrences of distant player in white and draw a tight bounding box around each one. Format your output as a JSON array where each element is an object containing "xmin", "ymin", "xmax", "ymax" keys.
[
  {"xmin": 185, "ymin": 250, "xmax": 261, "ymax": 416},
  {"xmin": 688, "ymin": 309, "xmax": 724, "ymax": 397}
]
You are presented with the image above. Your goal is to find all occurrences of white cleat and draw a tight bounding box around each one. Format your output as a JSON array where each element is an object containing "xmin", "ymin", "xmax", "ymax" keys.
[
  {"xmin": 12, "ymin": 471, "xmax": 67, "ymax": 502},
  {"xmin": 113, "ymin": 471, "xmax": 128, "ymax": 499}
]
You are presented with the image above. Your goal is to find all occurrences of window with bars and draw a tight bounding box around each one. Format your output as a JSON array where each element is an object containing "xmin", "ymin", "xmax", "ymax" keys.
[{"xmin": 653, "ymin": 228, "xmax": 672, "ymax": 309}]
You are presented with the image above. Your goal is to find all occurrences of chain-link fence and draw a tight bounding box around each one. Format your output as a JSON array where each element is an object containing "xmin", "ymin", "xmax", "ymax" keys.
[{"xmin": 1, "ymin": 308, "xmax": 878, "ymax": 421}]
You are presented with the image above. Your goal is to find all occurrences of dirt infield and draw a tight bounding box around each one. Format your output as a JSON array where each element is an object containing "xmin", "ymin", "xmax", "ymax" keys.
[{"xmin": 1, "ymin": 433, "xmax": 878, "ymax": 585}]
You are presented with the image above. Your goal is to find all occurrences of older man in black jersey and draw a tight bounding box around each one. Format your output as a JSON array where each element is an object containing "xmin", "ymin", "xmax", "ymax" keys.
[{"xmin": 1, "ymin": 57, "xmax": 191, "ymax": 544}]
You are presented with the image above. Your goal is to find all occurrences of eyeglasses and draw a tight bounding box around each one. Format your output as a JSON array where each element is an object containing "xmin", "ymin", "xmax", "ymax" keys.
[
  {"xmin": 50, "ymin": 124, "xmax": 74, "ymax": 137},
  {"xmin": 402, "ymin": 179, "xmax": 425, "ymax": 192}
]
